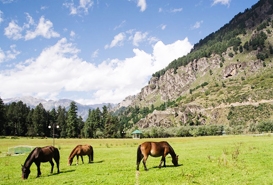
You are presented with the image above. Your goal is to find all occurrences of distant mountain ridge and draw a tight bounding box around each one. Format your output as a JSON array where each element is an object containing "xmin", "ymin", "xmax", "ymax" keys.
[{"xmin": 3, "ymin": 96, "xmax": 112, "ymax": 120}]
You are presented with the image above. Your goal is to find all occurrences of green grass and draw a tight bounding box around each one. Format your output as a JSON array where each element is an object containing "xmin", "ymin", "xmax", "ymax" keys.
[{"xmin": 1, "ymin": 135, "xmax": 273, "ymax": 185}]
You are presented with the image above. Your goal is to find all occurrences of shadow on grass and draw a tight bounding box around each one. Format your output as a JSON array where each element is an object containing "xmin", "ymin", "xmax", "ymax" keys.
[
  {"xmin": 46, "ymin": 169, "xmax": 75, "ymax": 177},
  {"xmin": 149, "ymin": 164, "xmax": 183, "ymax": 170},
  {"xmin": 69, "ymin": 160, "xmax": 104, "ymax": 166},
  {"xmin": 92, "ymin": 160, "xmax": 104, "ymax": 164}
]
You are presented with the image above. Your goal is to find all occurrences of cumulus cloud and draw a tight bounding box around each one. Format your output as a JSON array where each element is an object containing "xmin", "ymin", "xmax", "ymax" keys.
[
  {"xmin": 131, "ymin": 31, "xmax": 148, "ymax": 46},
  {"xmin": 63, "ymin": 0, "xmax": 94, "ymax": 15},
  {"xmin": 4, "ymin": 20, "xmax": 23, "ymax": 40},
  {"xmin": 0, "ymin": 37, "xmax": 193, "ymax": 104},
  {"xmin": 137, "ymin": 0, "xmax": 147, "ymax": 12},
  {"xmin": 25, "ymin": 16, "xmax": 60, "ymax": 40},
  {"xmin": 4, "ymin": 15, "xmax": 59, "ymax": 40},
  {"xmin": 212, "ymin": 0, "xmax": 231, "ymax": 7}
]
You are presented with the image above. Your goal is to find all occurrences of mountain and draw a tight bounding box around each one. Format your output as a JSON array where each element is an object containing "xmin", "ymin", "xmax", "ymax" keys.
[
  {"xmin": 3, "ymin": 96, "xmax": 112, "ymax": 120},
  {"xmin": 115, "ymin": 0, "xmax": 273, "ymax": 133}
]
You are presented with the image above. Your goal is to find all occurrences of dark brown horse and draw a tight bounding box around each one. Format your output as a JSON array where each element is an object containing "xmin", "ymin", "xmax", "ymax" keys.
[
  {"xmin": 68, "ymin": 144, "xmax": 94, "ymax": 165},
  {"xmin": 136, "ymin": 141, "xmax": 179, "ymax": 171},
  {"xmin": 21, "ymin": 146, "xmax": 60, "ymax": 179}
]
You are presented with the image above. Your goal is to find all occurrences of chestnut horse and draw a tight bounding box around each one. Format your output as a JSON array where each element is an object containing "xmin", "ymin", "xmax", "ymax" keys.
[
  {"xmin": 136, "ymin": 141, "xmax": 179, "ymax": 171},
  {"xmin": 21, "ymin": 146, "xmax": 60, "ymax": 179},
  {"xmin": 68, "ymin": 144, "xmax": 94, "ymax": 165}
]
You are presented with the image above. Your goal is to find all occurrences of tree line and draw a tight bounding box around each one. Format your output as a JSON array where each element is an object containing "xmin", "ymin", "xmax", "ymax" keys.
[{"xmin": 0, "ymin": 97, "xmax": 123, "ymax": 138}]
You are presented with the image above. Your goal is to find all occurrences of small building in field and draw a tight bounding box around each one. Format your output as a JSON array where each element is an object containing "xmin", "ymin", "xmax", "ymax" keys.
[{"xmin": 132, "ymin": 129, "xmax": 142, "ymax": 139}]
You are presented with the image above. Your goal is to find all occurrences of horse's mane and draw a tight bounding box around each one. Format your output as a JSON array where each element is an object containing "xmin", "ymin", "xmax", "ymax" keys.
[
  {"xmin": 23, "ymin": 147, "xmax": 39, "ymax": 166},
  {"xmin": 69, "ymin": 145, "xmax": 81, "ymax": 159},
  {"xmin": 166, "ymin": 142, "xmax": 176, "ymax": 157}
]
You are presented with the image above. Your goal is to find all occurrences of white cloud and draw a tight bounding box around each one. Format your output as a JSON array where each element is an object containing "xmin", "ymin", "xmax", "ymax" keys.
[
  {"xmin": 0, "ymin": 11, "xmax": 3, "ymax": 23},
  {"xmin": 171, "ymin": 8, "xmax": 183, "ymax": 13},
  {"xmin": 114, "ymin": 20, "xmax": 126, "ymax": 30},
  {"xmin": 25, "ymin": 16, "xmax": 60, "ymax": 40},
  {"xmin": 0, "ymin": 38, "xmax": 193, "ymax": 104},
  {"xmin": 191, "ymin": 20, "xmax": 203, "ymax": 29},
  {"xmin": 212, "ymin": 0, "xmax": 231, "ymax": 6},
  {"xmin": 92, "ymin": 49, "xmax": 99, "ymax": 58},
  {"xmin": 64, "ymin": 0, "xmax": 94, "ymax": 15},
  {"xmin": 105, "ymin": 32, "xmax": 126, "ymax": 49},
  {"xmin": 70, "ymin": 31, "xmax": 75, "ymax": 37},
  {"xmin": 4, "ymin": 20, "xmax": 23, "ymax": 40},
  {"xmin": 24, "ymin": 13, "xmax": 35, "ymax": 28},
  {"xmin": 131, "ymin": 31, "xmax": 148, "ymax": 46},
  {"xmin": 4, "ymin": 15, "xmax": 59, "ymax": 40},
  {"xmin": 160, "ymin": 24, "xmax": 166, "ymax": 30},
  {"xmin": 137, "ymin": 0, "xmax": 147, "ymax": 12},
  {"xmin": 0, "ymin": 45, "xmax": 20, "ymax": 64}
]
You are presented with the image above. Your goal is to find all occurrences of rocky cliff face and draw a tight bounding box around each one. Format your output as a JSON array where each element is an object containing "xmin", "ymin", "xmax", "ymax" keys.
[
  {"xmin": 118, "ymin": 54, "xmax": 222, "ymax": 108},
  {"xmin": 117, "ymin": 51, "xmax": 266, "ymax": 128}
]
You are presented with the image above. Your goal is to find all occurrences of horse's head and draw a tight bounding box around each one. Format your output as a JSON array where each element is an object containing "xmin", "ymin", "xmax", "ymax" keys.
[
  {"xmin": 21, "ymin": 165, "xmax": 30, "ymax": 179},
  {"xmin": 172, "ymin": 155, "xmax": 179, "ymax": 166},
  {"xmin": 68, "ymin": 158, "xmax": 73, "ymax": 166}
]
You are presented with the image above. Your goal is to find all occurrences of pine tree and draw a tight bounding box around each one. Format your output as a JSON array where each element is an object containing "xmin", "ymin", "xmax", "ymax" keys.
[
  {"xmin": 66, "ymin": 101, "xmax": 78, "ymax": 138},
  {"xmin": 0, "ymin": 97, "xmax": 6, "ymax": 135},
  {"xmin": 32, "ymin": 103, "xmax": 47, "ymax": 137},
  {"xmin": 57, "ymin": 106, "xmax": 67, "ymax": 138}
]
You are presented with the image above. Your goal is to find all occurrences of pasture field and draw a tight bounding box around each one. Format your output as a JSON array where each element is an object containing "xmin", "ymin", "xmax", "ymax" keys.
[{"xmin": 0, "ymin": 135, "xmax": 273, "ymax": 185}]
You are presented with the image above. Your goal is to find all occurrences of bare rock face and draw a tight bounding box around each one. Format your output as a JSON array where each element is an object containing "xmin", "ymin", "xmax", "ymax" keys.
[
  {"xmin": 125, "ymin": 56, "xmax": 266, "ymax": 128},
  {"xmin": 224, "ymin": 60, "xmax": 263, "ymax": 78},
  {"xmin": 224, "ymin": 62, "xmax": 247, "ymax": 78},
  {"xmin": 137, "ymin": 109, "xmax": 175, "ymax": 128},
  {"xmin": 135, "ymin": 54, "xmax": 222, "ymax": 105}
]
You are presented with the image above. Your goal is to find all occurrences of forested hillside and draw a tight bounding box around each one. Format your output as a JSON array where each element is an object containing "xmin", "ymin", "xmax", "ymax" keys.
[{"xmin": 114, "ymin": 0, "xmax": 273, "ymax": 137}]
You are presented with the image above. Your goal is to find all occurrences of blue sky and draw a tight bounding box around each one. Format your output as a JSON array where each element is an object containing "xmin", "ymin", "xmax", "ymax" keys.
[{"xmin": 0, "ymin": 0, "xmax": 258, "ymax": 105}]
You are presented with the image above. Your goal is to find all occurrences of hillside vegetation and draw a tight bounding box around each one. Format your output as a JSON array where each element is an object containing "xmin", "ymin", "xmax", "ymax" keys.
[{"xmin": 115, "ymin": 0, "xmax": 273, "ymax": 137}]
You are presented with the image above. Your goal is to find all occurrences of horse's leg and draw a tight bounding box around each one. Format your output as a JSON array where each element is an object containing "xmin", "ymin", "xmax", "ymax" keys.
[
  {"xmin": 88, "ymin": 154, "xmax": 91, "ymax": 163},
  {"xmin": 142, "ymin": 155, "xmax": 148, "ymax": 171},
  {"xmin": 54, "ymin": 157, "xmax": 60, "ymax": 173},
  {"xmin": 81, "ymin": 156, "xmax": 84, "ymax": 164},
  {"xmin": 35, "ymin": 161, "xmax": 41, "ymax": 177},
  {"xmin": 49, "ymin": 160, "xmax": 54, "ymax": 173},
  {"xmin": 159, "ymin": 156, "xmax": 166, "ymax": 168}
]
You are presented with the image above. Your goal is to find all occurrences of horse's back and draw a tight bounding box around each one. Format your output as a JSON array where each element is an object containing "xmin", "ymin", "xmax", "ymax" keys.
[
  {"xmin": 73, "ymin": 144, "xmax": 92, "ymax": 155},
  {"xmin": 140, "ymin": 141, "xmax": 171, "ymax": 157},
  {"xmin": 29, "ymin": 146, "xmax": 58, "ymax": 162}
]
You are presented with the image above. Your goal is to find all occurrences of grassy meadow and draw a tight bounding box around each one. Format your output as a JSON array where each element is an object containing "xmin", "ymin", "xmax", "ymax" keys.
[{"xmin": 0, "ymin": 135, "xmax": 273, "ymax": 185}]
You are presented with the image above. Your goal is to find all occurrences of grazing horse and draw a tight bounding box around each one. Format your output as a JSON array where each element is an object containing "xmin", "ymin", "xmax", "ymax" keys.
[
  {"xmin": 21, "ymin": 146, "xmax": 60, "ymax": 179},
  {"xmin": 68, "ymin": 144, "xmax": 94, "ymax": 165},
  {"xmin": 136, "ymin": 141, "xmax": 179, "ymax": 171}
]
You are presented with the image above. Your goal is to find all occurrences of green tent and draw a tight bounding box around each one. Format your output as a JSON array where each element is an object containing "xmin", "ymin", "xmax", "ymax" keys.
[{"xmin": 132, "ymin": 129, "xmax": 142, "ymax": 139}]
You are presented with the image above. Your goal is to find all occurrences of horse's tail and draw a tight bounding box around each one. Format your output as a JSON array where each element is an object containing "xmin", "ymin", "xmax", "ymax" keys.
[
  {"xmin": 90, "ymin": 146, "xmax": 94, "ymax": 161},
  {"xmin": 136, "ymin": 144, "xmax": 142, "ymax": 164},
  {"xmin": 54, "ymin": 147, "xmax": 60, "ymax": 163}
]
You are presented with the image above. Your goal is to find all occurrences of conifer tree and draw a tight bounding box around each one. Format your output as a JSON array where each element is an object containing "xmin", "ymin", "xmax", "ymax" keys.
[{"xmin": 66, "ymin": 101, "xmax": 78, "ymax": 138}]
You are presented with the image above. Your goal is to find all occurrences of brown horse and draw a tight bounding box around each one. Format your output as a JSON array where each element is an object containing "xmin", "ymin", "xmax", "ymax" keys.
[
  {"xmin": 21, "ymin": 146, "xmax": 60, "ymax": 179},
  {"xmin": 136, "ymin": 141, "xmax": 179, "ymax": 171},
  {"xmin": 68, "ymin": 144, "xmax": 94, "ymax": 165}
]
